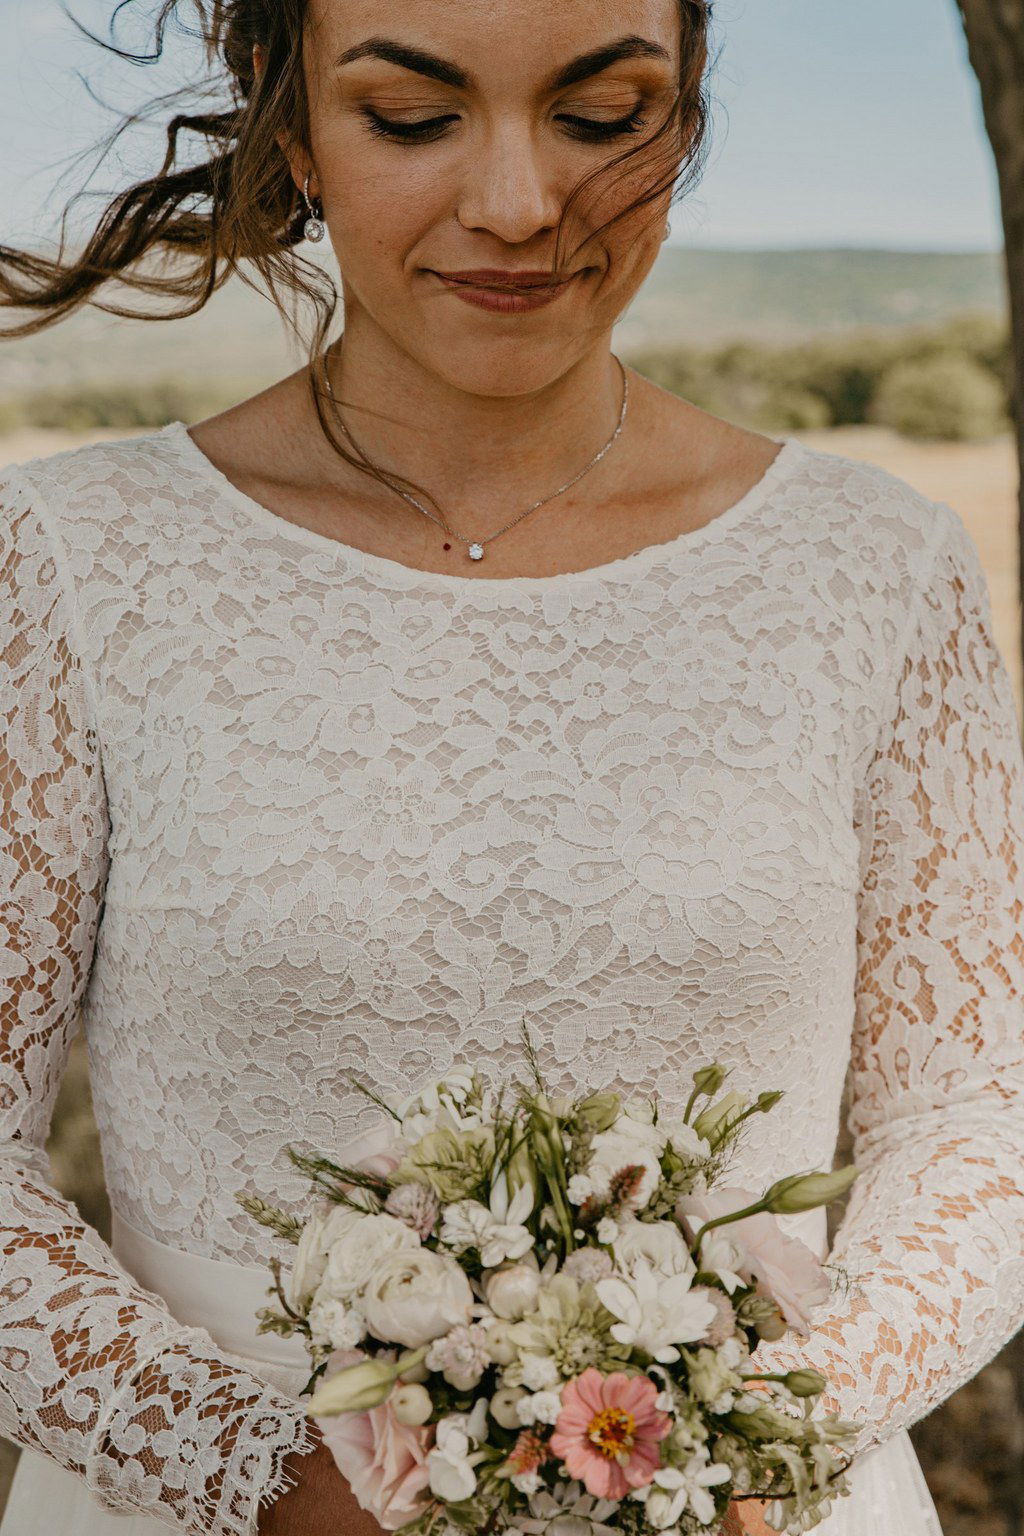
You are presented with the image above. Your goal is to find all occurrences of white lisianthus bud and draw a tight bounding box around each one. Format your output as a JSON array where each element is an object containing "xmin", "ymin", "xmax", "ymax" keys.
[
  {"xmin": 307, "ymin": 1352, "xmax": 421, "ymax": 1416},
  {"xmin": 763, "ymin": 1167, "xmax": 859, "ymax": 1214},
  {"xmin": 392, "ymin": 1382, "xmax": 434, "ymax": 1425}
]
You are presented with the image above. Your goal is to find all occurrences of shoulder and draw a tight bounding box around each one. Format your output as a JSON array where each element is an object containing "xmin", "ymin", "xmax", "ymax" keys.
[
  {"xmin": 783, "ymin": 437, "xmax": 970, "ymax": 596},
  {"xmin": 1, "ymin": 426, "xmax": 186, "ymax": 515}
]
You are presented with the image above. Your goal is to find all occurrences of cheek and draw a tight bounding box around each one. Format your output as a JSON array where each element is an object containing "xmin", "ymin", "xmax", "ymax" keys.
[{"xmin": 324, "ymin": 148, "xmax": 448, "ymax": 263}]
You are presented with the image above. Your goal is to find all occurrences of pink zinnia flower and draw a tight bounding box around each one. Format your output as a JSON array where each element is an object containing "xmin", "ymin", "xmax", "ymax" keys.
[{"xmin": 549, "ymin": 1368, "xmax": 670, "ymax": 1499}]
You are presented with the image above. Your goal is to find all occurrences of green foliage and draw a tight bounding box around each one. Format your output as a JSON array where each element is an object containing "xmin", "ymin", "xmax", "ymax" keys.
[
  {"xmin": 624, "ymin": 310, "xmax": 1012, "ymax": 440},
  {"xmin": 0, "ymin": 311, "xmax": 1012, "ymax": 443},
  {"xmin": 869, "ymin": 349, "xmax": 1010, "ymax": 441},
  {"xmin": 0, "ymin": 378, "xmax": 248, "ymax": 434}
]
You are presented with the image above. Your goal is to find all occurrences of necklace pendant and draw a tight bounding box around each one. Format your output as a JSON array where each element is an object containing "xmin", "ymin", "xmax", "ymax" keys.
[{"xmin": 468, "ymin": 543, "xmax": 484, "ymax": 561}]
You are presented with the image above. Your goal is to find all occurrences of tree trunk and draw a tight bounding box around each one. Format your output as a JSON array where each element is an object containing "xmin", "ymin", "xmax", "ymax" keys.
[{"xmin": 955, "ymin": 0, "xmax": 1024, "ymax": 687}]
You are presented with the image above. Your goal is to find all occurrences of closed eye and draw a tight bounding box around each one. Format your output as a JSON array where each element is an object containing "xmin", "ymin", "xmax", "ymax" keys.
[{"xmin": 359, "ymin": 104, "xmax": 649, "ymax": 144}]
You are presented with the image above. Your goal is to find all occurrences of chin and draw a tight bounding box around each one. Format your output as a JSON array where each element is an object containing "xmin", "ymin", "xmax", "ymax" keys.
[{"xmin": 420, "ymin": 338, "xmax": 593, "ymax": 399}]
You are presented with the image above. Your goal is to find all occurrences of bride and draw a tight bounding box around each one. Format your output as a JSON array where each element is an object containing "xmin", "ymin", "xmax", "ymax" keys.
[{"xmin": 0, "ymin": 2, "xmax": 1021, "ymax": 1534}]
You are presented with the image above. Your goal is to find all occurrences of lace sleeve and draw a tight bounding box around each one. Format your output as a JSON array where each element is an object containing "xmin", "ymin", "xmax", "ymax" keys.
[
  {"xmin": 750, "ymin": 502, "xmax": 1024, "ymax": 1457},
  {"xmin": 0, "ymin": 472, "xmax": 320, "ymax": 1533}
]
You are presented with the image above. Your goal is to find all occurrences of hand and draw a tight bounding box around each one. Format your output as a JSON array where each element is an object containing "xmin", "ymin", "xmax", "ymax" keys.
[
  {"xmin": 256, "ymin": 1431, "xmax": 387, "ymax": 1536},
  {"xmin": 720, "ymin": 1496, "xmax": 778, "ymax": 1536}
]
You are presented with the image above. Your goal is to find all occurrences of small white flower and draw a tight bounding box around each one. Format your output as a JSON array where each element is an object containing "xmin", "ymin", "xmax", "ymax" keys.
[
  {"xmin": 307, "ymin": 1291, "xmax": 366, "ymax": 1350},
  {"xmin": 596, "ymin": 1216, "xmax": 619, "ymax": 1245},
  {"xmin": 643, "ymin": 1454, "xmax": 732, "ymax": 1528},
  {"xmin": 623, "ymin": 1096, "xmax": 658, "ymax": 1126},
  {"xmin": 439, "ymin": 1182, "xmax": 534, "ymax": 1268},
  {"xmin": 567, "ymin": 1174, "xmax": 595, "ymax": 1205},
  {"xmin": 512, "ymin": 1469, "xmax": 543, "ymax": 1495},
  {"xmin": 562, "ymin": 1247, "xmax": 614, "ymax": 1285},
  {"xmin": 519, "ymin": 1352, "xmax": 562, "ymax": 1391},
  {"xmin": 515, "ymin": 1389, "xmax": 563, "ymax": 1426},
  {"xmin": 694, "ymin": 1229, "xmax": 747, "ymax": 1294},
  {"xmin": 588, "ymin": 1127, "xmax": 664, "ymax": 1209},
  {"xmin": 396, "ymin": 1069, "xmax": 491, "ymax": 1140},
  {"xmin": 426, "ymin": 1403, "xmax": 489, "ymax": 1501},
  {"xmin": 425, "ymin": 1323, "xmax": 491, "ymax": 1391},
  {"xmin": 595, "ymin": 1257, "xmax": 719, "ymax": 1363}
]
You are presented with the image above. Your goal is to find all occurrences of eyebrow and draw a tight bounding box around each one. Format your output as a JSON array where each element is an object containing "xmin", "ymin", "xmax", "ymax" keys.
[{"xmin": 334, "ymin": 34, "xmax": 673, "ymax": 92}]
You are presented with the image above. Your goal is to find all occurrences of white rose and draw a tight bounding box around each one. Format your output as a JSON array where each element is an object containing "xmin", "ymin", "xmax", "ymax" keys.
[
  {"xmin": 320, "ymin": 1213, "xmax": 420, "ymax": 1303},
  {"xmin": 363, "ymin": 1248, "xmax": 474, "ymax": 1348},
  {"xmin": 612, "ymin": 1216, "xmax": 696, "ymax": 1280},
  {"xmin": 288, "ymin": 1201, "xmax": 365, "ymax": 1309},
  {"xmin": 484, "ymin": 1261, "xmax": 542, "ymax": 1320}
]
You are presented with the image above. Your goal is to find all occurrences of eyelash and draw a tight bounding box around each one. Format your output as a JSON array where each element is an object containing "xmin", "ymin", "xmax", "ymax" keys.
[{"xmin": 360, "ymin": 103, "xmax": 648, "ymax": 144}]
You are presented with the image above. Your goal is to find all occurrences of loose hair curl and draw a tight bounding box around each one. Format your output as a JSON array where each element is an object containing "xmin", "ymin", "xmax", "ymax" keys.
[{"xmin": 0, "ymin": 0, "xmax": 717, "ymax": 513}]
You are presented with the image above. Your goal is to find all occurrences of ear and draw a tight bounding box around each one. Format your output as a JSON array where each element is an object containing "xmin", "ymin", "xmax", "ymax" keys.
[{"xmin": 253, "ymin": 46, "xmax": 313, "ymax": 194}]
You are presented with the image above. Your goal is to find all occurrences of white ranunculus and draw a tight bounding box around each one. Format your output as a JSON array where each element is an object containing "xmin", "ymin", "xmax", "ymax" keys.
[
  {"xmin": 362, "ymin": 1247, "xmax": 474, "ymax": 1348},
  {"xmin": 484, "ymin": 1260, "xmax": 542, "ymax": 1319},
  {"xmin": 319, "ymin": 1212, "xmax": 421, "ymax": 1303},
  {"xmin": 586, "ymin": 1129, "xmax": 664, "ymax": 1210},
  {"xmin": 612, "ymin": 1216, "xmax": 696, "ymax": 1280},
  {"xmin": 287, "ymin": 1201, "xmax": 365, "ymax": 1309}
]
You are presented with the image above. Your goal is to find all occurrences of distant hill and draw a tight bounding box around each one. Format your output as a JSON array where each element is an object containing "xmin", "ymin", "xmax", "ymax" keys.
[{"xmin": 0, "ymin": 247, "xmax": 1006, "ymax": 399}]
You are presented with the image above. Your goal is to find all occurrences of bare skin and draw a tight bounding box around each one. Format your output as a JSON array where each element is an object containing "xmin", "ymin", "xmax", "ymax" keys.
[{"xmin": 224, "ymin": 0, "xmax": 784, "ymax": 1529}]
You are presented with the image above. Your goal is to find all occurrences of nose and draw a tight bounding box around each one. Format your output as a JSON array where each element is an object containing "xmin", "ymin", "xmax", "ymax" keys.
[{"xmin": 455, "ymin": 119, "xmax": 565, "ymax": 247}]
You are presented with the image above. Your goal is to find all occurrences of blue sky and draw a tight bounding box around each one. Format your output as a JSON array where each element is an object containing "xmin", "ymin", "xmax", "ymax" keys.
[{"xmin": 0, "ymin": 0, "xmax": 1002, "ymax": 252}]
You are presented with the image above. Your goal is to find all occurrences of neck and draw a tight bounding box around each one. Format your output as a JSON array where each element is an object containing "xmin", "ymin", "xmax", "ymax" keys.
[{"xmin": 314, "ymin": 310, "xmax": 628, "ymax": 521}]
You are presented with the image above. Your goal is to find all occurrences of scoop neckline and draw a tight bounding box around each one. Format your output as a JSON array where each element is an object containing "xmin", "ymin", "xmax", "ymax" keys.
[{"xmin": 161, "ymin": 418, "xmax": 805, "ymax": 593}]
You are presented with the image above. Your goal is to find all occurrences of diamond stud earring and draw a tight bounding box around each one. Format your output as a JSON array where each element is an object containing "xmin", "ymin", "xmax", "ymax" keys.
[{"xmin": 302, "ymin": 175, "xmax": 326, "ymax": 243}]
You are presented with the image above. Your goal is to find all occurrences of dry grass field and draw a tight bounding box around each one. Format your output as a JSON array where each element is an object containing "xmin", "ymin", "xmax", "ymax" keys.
[{"xmin": 0, "ymin": 420, "xmax": 1021, "ymax": 1532}]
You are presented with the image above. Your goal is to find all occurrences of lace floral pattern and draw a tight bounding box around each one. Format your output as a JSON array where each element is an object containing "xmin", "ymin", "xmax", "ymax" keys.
[{"xmin": 1, "ymin": 422, "xmax": 1022, "ymax": 1529}]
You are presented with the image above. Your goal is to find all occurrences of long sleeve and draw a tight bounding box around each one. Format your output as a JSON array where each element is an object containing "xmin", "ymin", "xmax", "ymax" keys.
[
  {"xmin": 750, "ymin": 502, "xmax": 1024, "ymax": 1457},
  {"xmin": 0, "ymin": 474, "xmax": 320, "ymax": 1533}
]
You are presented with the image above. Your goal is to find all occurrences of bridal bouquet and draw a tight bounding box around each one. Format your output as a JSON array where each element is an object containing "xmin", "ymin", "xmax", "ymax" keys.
[{"xmin": 236, "ymin": 1034, "xmax": 863, "ymax": 1536}]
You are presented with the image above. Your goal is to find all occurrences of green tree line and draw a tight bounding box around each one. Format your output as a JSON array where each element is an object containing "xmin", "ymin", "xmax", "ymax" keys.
[{"xmin": 0, "ymin": 310, "xmax": 1010, "ymax": 441}]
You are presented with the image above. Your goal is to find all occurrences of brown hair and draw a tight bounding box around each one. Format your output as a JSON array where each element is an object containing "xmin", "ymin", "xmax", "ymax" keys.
[{"xmin": 0, "ymin": 0, "xmax": 716, "ymax": 513}]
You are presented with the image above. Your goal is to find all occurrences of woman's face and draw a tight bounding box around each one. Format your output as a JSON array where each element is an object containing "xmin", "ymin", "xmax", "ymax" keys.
[{"xmin": 296, "ymin": 0, "xmax": 683, "ymax": 396}]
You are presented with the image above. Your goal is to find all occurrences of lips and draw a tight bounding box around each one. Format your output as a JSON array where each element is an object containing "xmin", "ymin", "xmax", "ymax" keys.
[{"xmin": 434, "ymin": 270, "xmax": 572, "ymax": 290}]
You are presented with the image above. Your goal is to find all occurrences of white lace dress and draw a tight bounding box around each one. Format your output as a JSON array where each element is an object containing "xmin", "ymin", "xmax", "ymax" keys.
[{"xmin": 0, "ymin": 421, "xmax": 1022, "ymax": 1536}]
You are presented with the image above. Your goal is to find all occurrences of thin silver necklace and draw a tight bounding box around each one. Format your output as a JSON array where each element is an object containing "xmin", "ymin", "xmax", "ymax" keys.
[{"xmin": 321, "ymin": 343, "xmax": 629, "ymax": 561}]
